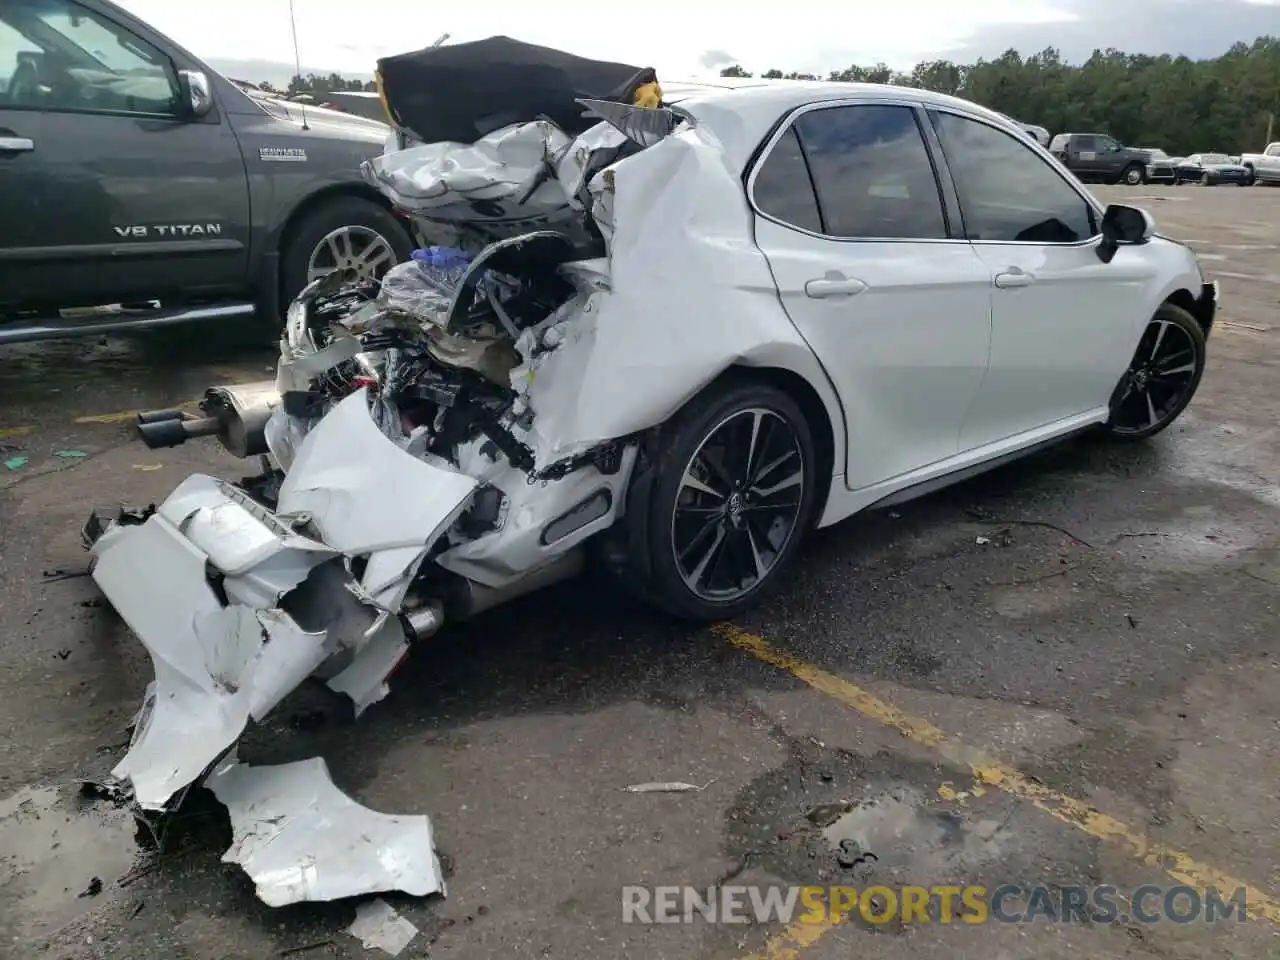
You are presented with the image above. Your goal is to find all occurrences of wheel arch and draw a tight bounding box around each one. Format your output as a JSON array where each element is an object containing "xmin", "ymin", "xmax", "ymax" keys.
[
  {"xmin": 1163, "ymin": 286, "xmax": 1214, "ymax": 335},
  {"xmin": 270, "ymin": 182, "xmax": 411, "ymax": 257},
  {"xmin": 701, "ymin": 363, "xmax": 840, "ymax": 527}
]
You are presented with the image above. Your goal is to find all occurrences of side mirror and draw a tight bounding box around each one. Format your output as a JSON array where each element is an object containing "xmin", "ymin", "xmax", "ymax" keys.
[
  {"xmin": 178, "ymin": 69, "xmax": 213, "ymax": 119},
  {"xmin": 1097, "ymin": 204, "xmax": 1155, "ymax": 263}
]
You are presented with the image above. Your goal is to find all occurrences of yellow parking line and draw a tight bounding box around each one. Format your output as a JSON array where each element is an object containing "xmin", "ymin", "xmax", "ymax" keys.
[
  {"xmin": 0, "ymin": 425, "xmax": 33, "ymax": 440},
  {"xmin": 74, "ymin": 400, "xmax": 200, "ymax": 425},
  {"xmin": 711, "ymin": 624, "xmax": 1280, "ymax": 957}
]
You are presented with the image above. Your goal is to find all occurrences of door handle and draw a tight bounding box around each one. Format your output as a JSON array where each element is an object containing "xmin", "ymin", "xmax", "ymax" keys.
[
  {"xmin": 804, "ymin": 276, "xmax": 867, "ymax": 299},
  {"xmin": 0, "ymin": 136, "xmax": 34, "ymax": 152},
  {"xmin": 994, "ymin": 268, "xmax": 1035, "ymax": 289}
]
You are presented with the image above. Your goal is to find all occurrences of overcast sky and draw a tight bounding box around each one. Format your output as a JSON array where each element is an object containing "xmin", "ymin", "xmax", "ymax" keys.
[{"xmin": 114, "ymin": 0, "xmax": 1280, "ymax": 82}]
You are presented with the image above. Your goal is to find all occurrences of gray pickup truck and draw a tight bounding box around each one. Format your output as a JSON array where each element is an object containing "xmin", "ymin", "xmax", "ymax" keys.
[
  {"xmin": 0, "ymin": 0, "xmax": 414, "ymax": 344},
  {"xmin": 1049, "ymin": 132, "xmax": 1150, "ymax": 185}
]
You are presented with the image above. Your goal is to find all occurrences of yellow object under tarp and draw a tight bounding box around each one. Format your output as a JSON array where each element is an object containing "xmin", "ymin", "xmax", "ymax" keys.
[
  {"xmin": 631, "ymin": 79, "xmax": 662, "ymax": 108},
  {"xmin": 375, "ymin": 69, "xmax": 397, "ymax": 126}
]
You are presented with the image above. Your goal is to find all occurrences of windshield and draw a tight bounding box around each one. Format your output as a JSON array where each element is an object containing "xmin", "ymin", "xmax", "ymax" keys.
[{"xmin": 1201, "ymin": 153, "xmax": 1230, "ymax": 164}]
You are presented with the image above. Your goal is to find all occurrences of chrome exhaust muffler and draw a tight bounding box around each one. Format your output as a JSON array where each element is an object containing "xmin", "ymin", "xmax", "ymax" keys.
[{"xmin": 136, "ymin": 380, "xmax": 281, "ymax": 458}]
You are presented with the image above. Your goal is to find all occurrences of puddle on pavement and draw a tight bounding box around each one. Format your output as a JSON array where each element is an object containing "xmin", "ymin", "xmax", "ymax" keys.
[
  {"xmin": 818, "ymin": 786, "xmax": 1011, "ymax": 880},
  {"xmin": 0, "ymin": 783, "xmax": 141, "ymax": 942}
]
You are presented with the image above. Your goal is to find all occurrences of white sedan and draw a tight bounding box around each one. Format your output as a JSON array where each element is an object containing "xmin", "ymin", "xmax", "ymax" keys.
[{"xmin": 85, "ymin": 78, "xmax": 1217, "ymax": 818}]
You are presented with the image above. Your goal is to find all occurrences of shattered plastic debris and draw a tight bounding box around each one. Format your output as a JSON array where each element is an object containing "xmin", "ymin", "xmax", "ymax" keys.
[
  {"xmin": 4, "ymin": 456, "xmax": 26, "ymax": 470},
  {"xmin": 375, "ymin": 253, "xmax": 467, "ymax": 329},
  {"xmin": 206, "ymin": 756, "xmax": 445, "ymax": 907},
  {"xmin": 55, "ymin": 449, "xmax": 88, "ymax": 459},
  {"xmin": 346, "ymin": 899, "xmax": 420, "ymax": 956}
]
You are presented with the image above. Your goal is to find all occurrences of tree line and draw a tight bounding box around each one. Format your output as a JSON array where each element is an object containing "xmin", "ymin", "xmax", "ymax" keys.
[
  {"xmin": 256, "ymin": 73, "xmax": 377, "ymax": 97},
  {"xmin": 720, "ymin": 38, "xmax": 1280, "ymax": 155}
]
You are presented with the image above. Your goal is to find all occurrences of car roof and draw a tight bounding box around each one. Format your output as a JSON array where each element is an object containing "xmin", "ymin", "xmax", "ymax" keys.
[{"xmin": 661, "ymin": 78, "xmax": 1021, "ymax": 172}]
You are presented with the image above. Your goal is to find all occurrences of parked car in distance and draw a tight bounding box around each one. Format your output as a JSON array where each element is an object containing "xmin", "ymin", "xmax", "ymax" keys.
[
  {"xmin": 999, "ymin": 114, "xmax": 1049, "ymax": 146},
  {"xmin": 1049, "ymin": 132, "xmax": 1149, "ymax": 184},
  {"xmin": 1173, "ymin": 153, "xmax": 1253, "ymax": 186},
  {"xmin": 0, "ymin": 0, "xmax": 414, "ymax": 344},
  {"xmin": 1138, "ymin": 148, "xmax": 1177, "ymax": 184},
  {"xmin": 1239, "ymin": 142, "xmax": 1280, "ymax": 184}
]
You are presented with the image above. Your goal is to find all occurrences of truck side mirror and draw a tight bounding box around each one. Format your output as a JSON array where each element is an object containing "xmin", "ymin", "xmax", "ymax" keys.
[
  {"xmin": 178, "ymin": 69, "xmax": 213, "ymax": 119},
  {"xmin": 1097, "ymin": 204, "xmax": 1155, "ymax": 263}
]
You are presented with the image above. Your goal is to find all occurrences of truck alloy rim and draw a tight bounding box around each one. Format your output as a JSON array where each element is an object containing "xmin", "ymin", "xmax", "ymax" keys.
[
  {"xmin": 1111, "ymin": 318, "xmax": 1199, "ymax": 434},
  {"xmin": 306, "ymin": 226, "xmax": 398, "ymax": 284},
  {"xmin": 671, "ymin": 408, "xmax": 805, "ymax": 601}
]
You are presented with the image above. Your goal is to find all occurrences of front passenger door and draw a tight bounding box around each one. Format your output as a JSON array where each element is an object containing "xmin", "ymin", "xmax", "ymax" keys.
[
  {"xmin": 749, "ymin": 101, "xmax": 994, "ymax": 491},
  {"xmin": 929, "ymin": 109, "xmax": 1157, "ymax": 450}
]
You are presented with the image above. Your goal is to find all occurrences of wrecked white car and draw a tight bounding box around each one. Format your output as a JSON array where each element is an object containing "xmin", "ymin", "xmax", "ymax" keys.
[{"xmin": 82, "ymin": 37, "xmax": 1217, "ymax": 903}]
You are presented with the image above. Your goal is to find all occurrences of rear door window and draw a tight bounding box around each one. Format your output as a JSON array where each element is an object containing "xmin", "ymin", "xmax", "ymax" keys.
[{"xmin": 788, "ymin": 103, "xmax": 948, "ymax": 240}]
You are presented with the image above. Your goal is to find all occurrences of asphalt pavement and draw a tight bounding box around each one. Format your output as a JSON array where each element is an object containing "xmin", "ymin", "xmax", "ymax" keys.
[{"xmin": 1, "ymin": 185, "xmax": 1278, "ymax": 960}]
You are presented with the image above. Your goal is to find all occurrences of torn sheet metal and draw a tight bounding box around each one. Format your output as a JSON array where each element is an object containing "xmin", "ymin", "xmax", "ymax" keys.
[
  {"xmin": 324, "ymin": 613, "xmax": 410, "ymax": 716},
  {"xmin": 277, "ymin": 387, "xmax": 478, "ymax": 555},
  {"xmin": 90, "ymin": 511, "xmax": 335, "ymax": 809},
  {"xmin": 362, "ymin": 120, "xmax": 573, "ymax": 223},
  {"xmin": 516, "ymin": 122, "xmax": 840, "ymax": 469},
  {"xmin": 347, "ymin": 899, "xmax": 419, "ymax": 956},
  {"xmin": 437, "ymin": 444, "xmax": 636, "ymax": 587},
  {"xmin": 206, "ymin": 756, "xmax": 445, "ymax": 907}
]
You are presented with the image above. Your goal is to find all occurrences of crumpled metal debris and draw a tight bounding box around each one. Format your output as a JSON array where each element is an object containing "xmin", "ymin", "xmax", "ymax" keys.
[
  {"xmin": 363, "ymin": 120, "xmax": 574, "ymax": 223},
  {"xmin": 206, "ymin": 756, "xmax": 445, "ymax": 907},
  {"xmin": 346, "ymin": 899, "xmax": 420, "ymax": 956}
]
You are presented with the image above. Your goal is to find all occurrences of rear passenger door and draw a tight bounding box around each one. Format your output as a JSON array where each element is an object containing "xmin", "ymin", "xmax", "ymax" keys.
[
  {"xmin": 1069, "ymin": 135, "xmax": 1098, "ymax": 177},
  {"xmin": 748, "ymin": 99, "xmax": 995, "ymax": 491}
]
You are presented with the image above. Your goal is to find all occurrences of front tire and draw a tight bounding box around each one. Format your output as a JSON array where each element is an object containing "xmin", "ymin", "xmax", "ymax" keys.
[
  {"xmin": 1123, "ymin": 164, "xmax": 1145, "ymax": 185},
  {"xmin": 631, "ymin": 381, "xmax": 818, "ymax": 621},
  {"xmin": 1103, "ymin": 302, "xmax": 1206, "ymax": 441},
  {"xmin": 279, "ymin": 196, "xmax": 412, "ymax": 316},
  {"xmin": 1200, "ymin": 172, "xmax": 1212, "ymax": 186}
]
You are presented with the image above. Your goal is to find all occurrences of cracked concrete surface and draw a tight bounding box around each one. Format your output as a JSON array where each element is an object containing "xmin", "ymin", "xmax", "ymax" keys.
[{"xmin": 0, "ymin": 186, "xmax": 1278, "ymax": 959}]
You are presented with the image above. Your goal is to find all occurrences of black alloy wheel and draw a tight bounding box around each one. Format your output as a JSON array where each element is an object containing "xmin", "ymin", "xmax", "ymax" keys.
[{"xmin": 1105, "ymin": 303, "xmax": 1206, "ymax": 440}]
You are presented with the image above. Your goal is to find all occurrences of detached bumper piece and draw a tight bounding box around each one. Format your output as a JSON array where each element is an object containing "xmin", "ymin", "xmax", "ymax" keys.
[{"xmin": 87, "ymin": 389, "xmax": 478, "ymax": 907}]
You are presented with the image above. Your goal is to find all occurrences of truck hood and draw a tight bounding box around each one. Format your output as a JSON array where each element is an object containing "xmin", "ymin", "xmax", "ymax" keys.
[{"xmin": 256, "ymin": 98, "xmax": 390, "ymax": 145}]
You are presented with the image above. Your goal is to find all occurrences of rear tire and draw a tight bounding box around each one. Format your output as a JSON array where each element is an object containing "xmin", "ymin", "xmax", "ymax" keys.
[
  {"xmin": 279, "ymin": 196, "xmax": 412, "ymax": 319},
  {"xmin": 627, "ymin": 380, "xmax": 819, "ymax": 621},
  {"xmin": 1103, "ymin": 302, "xmax": 1206, "ymax": 441}
]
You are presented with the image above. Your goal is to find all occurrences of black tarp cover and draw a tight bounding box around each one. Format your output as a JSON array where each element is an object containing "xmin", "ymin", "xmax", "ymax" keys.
[{"xmin": 375, "ymin": 36, "xmax": 658, "ymax": 144}]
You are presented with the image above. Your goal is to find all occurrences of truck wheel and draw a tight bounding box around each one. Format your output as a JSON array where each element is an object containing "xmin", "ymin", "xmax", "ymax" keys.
[
  {"xmin": 280, "ymin": 196, "xmax": 412, "ymax": 313},
  {"xmin": 1122, "ymin": 164, "xmax": 1145, "ymax": 185}
]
